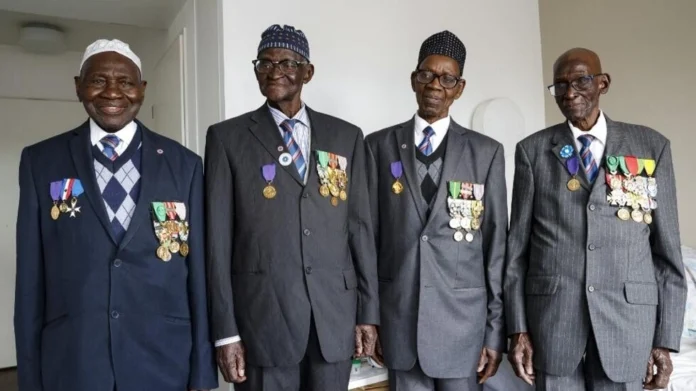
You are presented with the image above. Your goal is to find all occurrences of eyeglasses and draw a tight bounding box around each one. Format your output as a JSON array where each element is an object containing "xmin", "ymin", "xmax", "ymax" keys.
[
  {"xmin": 252, "ymin": 59, "xmax": 308, "ymax": 75},
  {"xmin": 414, "ymin": 70, "xmax": 461, "ymax": 89},
  {"xmin": 547, "ymin": 74, "xmax": 603, "ymax": 97}
]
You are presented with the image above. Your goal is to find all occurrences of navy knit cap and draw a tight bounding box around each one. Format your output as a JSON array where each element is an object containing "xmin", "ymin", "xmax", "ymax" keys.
[
  {"xmin": 418, "ymin": 30, "xmax": 466, "ymax": 74},
  {"xmin": 258, "ymin": 24, "xmax": 310, "ymax": 61}
]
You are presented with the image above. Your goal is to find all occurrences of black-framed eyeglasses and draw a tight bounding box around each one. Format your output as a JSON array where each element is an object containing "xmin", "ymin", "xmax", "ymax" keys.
[
  {"xmin": 414, "ymin": 70, "xmax": 461, "ymax": 89},
  {"xmin": 547, "ymin": 74, "xmax": 604, "ymax": 97},
  {"xmin": 252, "ymin": 59, "xmax": 309, "ymax": 75}
]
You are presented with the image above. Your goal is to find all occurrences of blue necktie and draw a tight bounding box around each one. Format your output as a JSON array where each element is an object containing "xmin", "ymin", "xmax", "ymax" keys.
[
  {"xmin": 100, "ymin": 135, "xmax": 121, "ymax": 161},
  {"xmin": 578, "ymin": 134, "xmax": 598, "ymax": 183},
  {"xmin": 417, "ymin": 126, "xmax": 436, "ymax": 156},
  {"xmin": 281, "ymin": 119, "xmax": 306, "ymax": 179}
]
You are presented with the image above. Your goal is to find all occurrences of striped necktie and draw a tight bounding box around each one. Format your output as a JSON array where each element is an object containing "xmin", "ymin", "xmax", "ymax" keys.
[
  {"xmin": 578, "ymin": 134, "xmax": 598, "ymax": 183},
  {"xmin": 280, "ymin": 119, "xmax": 306, "ymax": 179},
  {"xmin": 100, "ymin": 134, "xmax": 121, "ymax": 161},
  {"xmin": 417, "ymin": 126, "xmax": 436, "ymax": 156}
]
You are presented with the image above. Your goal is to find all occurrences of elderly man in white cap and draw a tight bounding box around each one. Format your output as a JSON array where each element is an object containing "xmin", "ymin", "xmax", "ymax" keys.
[{"xmin": 14, "ymin": 38, "xmax": 217, "ymax": 391}]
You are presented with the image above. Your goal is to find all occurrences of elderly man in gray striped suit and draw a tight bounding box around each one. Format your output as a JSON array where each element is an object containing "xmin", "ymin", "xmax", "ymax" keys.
[{"xmin": 504, "ymin": 47, "xmax": 686, "ymax": 391}]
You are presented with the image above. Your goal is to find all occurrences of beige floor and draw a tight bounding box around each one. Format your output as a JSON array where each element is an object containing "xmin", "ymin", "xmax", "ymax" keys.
[{"xmin": 0, "ymin": 368, "xmax": 18, "ymax": 391}]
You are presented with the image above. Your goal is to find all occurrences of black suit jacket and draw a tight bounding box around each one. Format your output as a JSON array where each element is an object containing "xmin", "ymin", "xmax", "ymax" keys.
[
  {"xmin": 205, "ymin": 105, "xmax": 379, "ymax": 366},
  {"xmin": 14, "ymin": 120, "xmax": 217, "ymax": 391}
]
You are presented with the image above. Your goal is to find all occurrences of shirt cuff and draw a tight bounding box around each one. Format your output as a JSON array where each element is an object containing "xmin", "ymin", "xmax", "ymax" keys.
[{"xmin": 214, "ymin": 336, "xmax": 241, "ymax": 347}]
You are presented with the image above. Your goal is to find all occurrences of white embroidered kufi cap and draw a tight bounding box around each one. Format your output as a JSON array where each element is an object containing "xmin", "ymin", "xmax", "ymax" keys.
[{"xmin": 79, "ymin": 39, "xmax": 142, "ymax": 75}]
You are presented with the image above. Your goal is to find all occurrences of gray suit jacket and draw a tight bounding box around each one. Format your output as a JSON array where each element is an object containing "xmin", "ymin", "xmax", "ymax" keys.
[
  {"xmin": 504, "ymin": 116, "xmax": 686, "ymax": 382},
  {"xmin": 366, "ymin": 118, "xmax": 508, "ymax": 378},
  {"xmin": 205, "ymin": 105, "xmax": 379, "ymax": 366}
]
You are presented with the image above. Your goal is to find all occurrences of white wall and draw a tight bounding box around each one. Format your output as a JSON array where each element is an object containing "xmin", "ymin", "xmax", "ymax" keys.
[
  {"xmin": 221, "ymin": 0, "xmax": 546, "ymax": 140},
  {"xmin": 539, "ymin": 0, "xmax": 696, "ymax": 247}
]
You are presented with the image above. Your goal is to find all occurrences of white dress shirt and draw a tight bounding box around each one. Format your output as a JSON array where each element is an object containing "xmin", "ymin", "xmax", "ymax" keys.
[
  {"xmin": 90, "ymin": 118, "xmax": 137, "ymax": 155},
  {"xmin": 414, "ymin": 114, "xmax": 450, "ymax": 151},
  {"xmin": 268, "ymin": 103, "xmax": 312, "ymax": 183},
  {"xmin": 214, "ymin": 104, "xmax": 313, "ymax": 348},
  {"xmin": 568, "ymin": 111, "xmax": 607, "ymax": 167}
]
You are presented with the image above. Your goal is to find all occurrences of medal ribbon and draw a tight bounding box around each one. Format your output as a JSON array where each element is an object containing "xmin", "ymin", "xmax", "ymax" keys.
[
  {"xmin": 262, "ymin": 164, "xmax": 276, "ymax": 183},
  {"xmin": 72, "ymin": 180, "xmax": 84, "ymax": 198},
  {"xmin": 566, "ymin": 156, "xmax": 579, "ymax": 177},
  {"xmin": 50, "ymin": 181, "xmax": 62, "ymax": 202},
  {"xmin": 644, "ymin": 159, "xmax": 656, "ymax": 177},
  {"xmin": 606, "ymin": 155, "xmax": 619, "ymax": 173},
  {"xmin": 448, "ymin": 181, "xmax": 461, "ymax": 199},
  {"xmin": 636, "ymin": 159, "xmax": 645, "ymax": 175},
  {"xmin": 618, "ymin": 156, "xmax": 630, "ymax": 176},
  {"xmin": 174, "ymin": 202, "xmax": 187, "ymax": 221},
  {"xmin": 317, "ymin": 151, "xmax": 329, "ymax": 168},
  {"xmin": 152, "ymin": 202, "xmax": 167, "ymax": 222},
  {"xmin": 625, "ymin": 156, "xmax": 639, "ymax": 176},
  {"xmin": 473, "ymin": 184, "xmax": 485, "ymax": 201},
  {"xmin": 61, "ymin": 178, "xmax": 74, "ymax": 201},
  {"xmin": 390, "ymin": 161, "xmax": 403, "ymax": 180},
  {"xmin": 328, "ymin": 153, "xmax": 337, "ymax": 169},
  {"xmin": 164, "ymin": 202, "xmax": 177, "ymax": 220},
  {"xmin": 337, "ymin": 156, "xmax": 347, "ymax": 171}
]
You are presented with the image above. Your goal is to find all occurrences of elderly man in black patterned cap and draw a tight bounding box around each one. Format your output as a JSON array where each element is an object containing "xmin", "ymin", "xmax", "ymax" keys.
[
  {"xmin": 366, "ymin": 30, "xmax": 508, "ymax": 390},
  {"xmin": 205, "ymin": 24, "xmax": 379, "ymax": 390}
]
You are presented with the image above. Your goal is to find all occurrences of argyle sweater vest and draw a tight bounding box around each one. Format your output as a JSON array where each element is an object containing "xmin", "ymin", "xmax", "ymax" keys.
[{"xmin": 415, "ymin": 133, "xmax": 448, "ymax": 214}]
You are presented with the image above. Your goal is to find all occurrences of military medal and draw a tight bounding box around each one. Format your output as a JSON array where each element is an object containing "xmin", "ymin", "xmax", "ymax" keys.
[
  {"xmin": 471, "ymin": 184, "xmax": 485, "ymax": 231},
  {"xmin": 337, "ymin": 156, "xmax": 348, "ymax": 201},
  {"xmin": 447, "ymin": 181, "xmax": 466, "ymax": 241},
  {"xmin": 643, "ymin": 159, "xmax": 657, "ymax": 224},
  {"xmin": 60, "ymin": 178, "xmax": 75, "ymax": 213},
  {"xmin": 152, "ymin": 202, "xmax": 171, "ymax": 261},
  {"xmin": 465, "ymin": 232, "xmax": 475, "ymax": 242},
  {"xmin": 174, "ymin": 202, "xmax": 189, "ymax": 256},
  {"xmin": 262, "ymin": 164, "xmax": 277, "ymax": 199},
  {"xmin": 316, "ymin": 151, "xmax": 331, "ymax": 197},
  {"xmin": 331, "ymin": 197, "xmax": 339, "ymax": 206},
  {"xmin": 50, "ymin": 181, "xmax": 62, "ymax": 220},
  {"xmin": 390, "ymin": 161, "xmax": 404, "ymax": 194},
  {"xmin": 460, "ymin": 182, "xmax": 473, "ymax": 200},
  {"xmin": 157, "ymin": 245, "xmax": 172, "ymax": 262},
  {"xmin": 454, "ymin": 231, "xmax": 464, "ymax": 242},
  {"xmin": 66, "ymin": 180, "xmax": 84, "ymax": 218},
  {"xmin": 328, "ymin": 153, "xmax": 340, "ymax": 202},
  {"xmin": 566, "ymin": 156, "xmax": 581, "ymax": 191},
  {"xmin": 624, "ymin": 156, "xmax": 645, "ymax": 223}
]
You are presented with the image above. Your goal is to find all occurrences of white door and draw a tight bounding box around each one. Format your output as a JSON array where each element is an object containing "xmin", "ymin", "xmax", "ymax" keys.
[
  {"xmin": 0, "ymin": 97, "xmax": 87, "ymax": 368},
  {"xmin": 151, "ymin": 33, "xmax": 185, "ymax": 144}
]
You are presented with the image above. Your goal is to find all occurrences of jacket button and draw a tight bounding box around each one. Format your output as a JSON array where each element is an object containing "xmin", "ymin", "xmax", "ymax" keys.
[
  {"xmin": 589, "ymin": 204, "xmax": 596, "ymax": 211},
  {"xmin": 111, "ymin": 311, "xmax": 120, "ymax": 319},
  {"xmin": 588, "ymin": 244, "xmax": 596, "ymax": 251},
  {"xmin": 303, "ymin": 193, "xmax": 309, "ymax": 198},
  {"xmin": 303, "ymin": 229, "xmax": 311, "ymax": 236},
  {"xmin": 305, "ymin": 266, "xmax": 312, "ymax": 274},
  {"xmin": 421, "ymin": 235, "xmax": 428, "ymax": 242},
  {"xmin": 113, "ymin": 259, "xmax": 122, "ymax": 267},
  {"xmin": 588, "ymin": 286, "xmax": 595, "ymax": 292}
]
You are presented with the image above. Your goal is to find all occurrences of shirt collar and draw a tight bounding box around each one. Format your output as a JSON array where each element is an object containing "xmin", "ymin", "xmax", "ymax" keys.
[
  {"xmin": 89, "ymin": 118, "xmax": 138, "ymax": 147},
  {"xmin": 568, "ymin": 111, "xmax": 607, "ymax": 145},
  {"xmin": 267, "ymin": 103, "xmax": 309, "ymax": 127},
  {"xmin": 414, "ymin": 114, "xmax": 451, "ymax": 136}
]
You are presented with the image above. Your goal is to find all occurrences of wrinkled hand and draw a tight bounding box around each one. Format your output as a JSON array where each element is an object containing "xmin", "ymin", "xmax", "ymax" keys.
[
  {"xmin": 643, "ymin": 347, "xmax": 673, "ymax": 390},
  {"xmin": 477, "ymin": 347, "xmax": 502, "ymax": 384},
  {"xmin": 216, "ymin": 342, "xmax": 247, "ymax": 384},
  {"xmin": 355, "ymin": 324, "xmax": 378, "ymax": 358},
  {"xmin": 508, "ymin": 333, "xmax": 535, "ymax": 385},
  {"xmin": 371, "ymin": 333, "xmax": 385, "ymax": 367}
]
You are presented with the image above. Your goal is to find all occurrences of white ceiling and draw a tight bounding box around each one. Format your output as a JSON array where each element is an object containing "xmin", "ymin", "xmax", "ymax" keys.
[{"xmin": 0, "ymin": 0, "xmax": 187, "ymax": 29}]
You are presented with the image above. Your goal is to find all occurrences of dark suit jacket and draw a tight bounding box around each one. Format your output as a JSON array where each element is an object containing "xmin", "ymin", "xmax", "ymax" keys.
[
  {"xmin": 504, "ymin": 116, "xmax": 686, "ymax": 382},
  {"xmin": 14, "ymin": 120, "xmax": 217, "ymax": 391},
  {"xmin": 366, "ymin": 118, "xmax": 508, "ymax": 378},
  {"xmin": 205, "ymin": 105, "xmax": 379, "ymax": 366}
]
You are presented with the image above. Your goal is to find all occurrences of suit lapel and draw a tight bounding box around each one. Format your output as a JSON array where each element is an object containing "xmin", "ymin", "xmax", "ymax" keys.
[
  {"xmin": 550, "ymin": 123, "xmax": 592, "ymax": 192},
  {"xmin": 249, "ymin": 105, "xmax": 305, "ymax": 186},
  {"xmin": 395, "ymin": 119, "xmax": 428, "ymax": 225},
  {"xmin": 424, "ymin": 121, "xmax": 469, "ymax": 228},
  {"xmin": 118, "ymin": 125, "xmax": 164, "ymax": 250},
  {"xmin": 69, "ymin": 121, "xmax": 118, "ymax": 244}
]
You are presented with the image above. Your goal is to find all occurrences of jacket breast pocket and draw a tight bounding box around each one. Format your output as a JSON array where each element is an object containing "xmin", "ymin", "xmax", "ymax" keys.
[
  {"xmin": 624, "ymin": 281, "xmax": 659, "ymax": 305},
  {"xmin": 343, "ymin": 268, "xmax": 358, "ymax": 290},
  {"xmin": 525, "ymin": 275, "xmax": 560, "ymax": 296}
]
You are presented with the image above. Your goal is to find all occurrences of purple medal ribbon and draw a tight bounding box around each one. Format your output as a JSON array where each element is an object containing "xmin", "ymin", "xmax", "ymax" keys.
[
  {"xmin": 262, "ymin": 164, "xmax": 276, "ymax": 182},
  {"xmin": 391, "ymin": 161, "xmax": 403, "ymax": 180},
  {"xmin": 50, "ymin": 181, "xmax": 62, "ymax": 202},
  {"xmin": 566, "ymin": 156, "xmax": 580, "ymax": 177}
]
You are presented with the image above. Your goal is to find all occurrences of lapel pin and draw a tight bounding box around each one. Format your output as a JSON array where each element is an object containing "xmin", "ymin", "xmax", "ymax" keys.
[
  {"xmin": 279, "ymin": 152, "xmax": 292, "ymax": 166},
  {"xmin": 401, "ymin": 144, "xmax": 407, "ymax": 149},
  {"xmin": 277, "ymin": 146, "xmax": 284, "ymax": 152},
  {"xmin": 560, "ymin": 145, "xmax": 573, "ymax": 159},
  {"xmin": 157, "ymin": 149, "xmax": 164, "ymax": 154}
]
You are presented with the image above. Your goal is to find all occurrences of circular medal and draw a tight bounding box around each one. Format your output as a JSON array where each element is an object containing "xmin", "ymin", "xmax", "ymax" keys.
[
  {"xmin": 339, "ymin": 190, "xmax": 347, "ymax": 201},
  {"xmin": 263, "ymin": 184, "xmax": 277, "ymax": 199},
  {"xmin": 470, "ymin": 218, "xmax": 481, "ymax": 231},
  {"xmin": 331, "ymin": 197, "xmax": 339, "ymax": 207},
  {"xmin": 617, "ymin": 208, "xmax": 631, "ymax": 221},
  {"xmin": 165, "ymin": 220, "xmax": 179, "ymax": 233},
  {"xmin": 169, "ymin": 240, "xmax": 181, "ymax": 254},
  {"xmin": 650, "ymin": 199, "xmax": 658, "ymax": 210},
  {"xmin": 392, "ymin": 181, "xmax": 403, "ymax": 194},
  {"xmin": 279, "ymin": 152, "xmax": 293, "ymax": 167},
  {"xmin": 59, "ymin": 202, "xmax": 69, "ymax": 213},
  {"xmin": 180, "ymin": 242, "xmax": 189, "ymax": 257},
  {"xmin": 449, "ymin": 218, "xmax": 461, "ymax": 229},
  {"xmin": 454, "ymin": 231, "xmax": 464, "ymax": 242},
  {"xmin": 631, "ymin": 209, "xmax": 644, "ymax": 223},
  {"xmin": 51, "ymin": 204, "xmax": 60, "ymax": 220},
  {"xmin": 643, "ymin": 213, "xmax": 653, "ymax": 225},
  {"xmin": 319, "ymin": 184, "xmax": 330, "ymax": 197},
  {"xmin": 465, "ymin": 233, "xmax": 475, "ymax": 242},
  {"xmin": 157, "ymin": 245, "xmax": 171, "ymax": 262},
  {"xmin": 329, "ymin": 184, "xmax": 340, "ymax": 197},
  {"xmin": 567, "ymin": 178, "xmax": 581, "ymax": 191}
]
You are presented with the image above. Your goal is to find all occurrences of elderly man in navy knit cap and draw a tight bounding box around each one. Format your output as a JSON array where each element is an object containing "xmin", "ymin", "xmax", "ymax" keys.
[
  {"xmin": 205, "ymin": 24, "xmax": 380, "ymax": 390},
  {"xmin": 366, "ymin": 30, "xmax": 508, "ymax": 390}
]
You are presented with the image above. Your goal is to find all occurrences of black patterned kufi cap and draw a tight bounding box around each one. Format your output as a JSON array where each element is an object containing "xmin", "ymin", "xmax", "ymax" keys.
[
  {"xmin": 258, "ymin": 24, "xmax": 310, "ymax": 61},
  {"xmin": 417, "ymin": 30, "xmax": 466, "ymax": 74}
]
